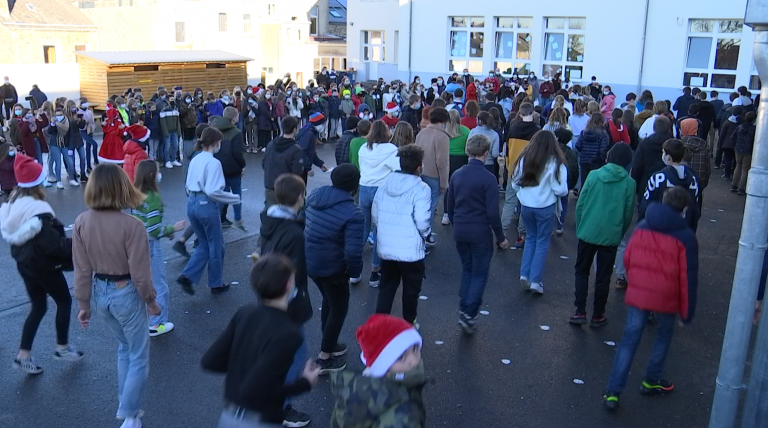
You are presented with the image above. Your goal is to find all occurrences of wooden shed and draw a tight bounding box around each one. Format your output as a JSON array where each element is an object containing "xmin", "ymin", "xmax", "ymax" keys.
[{"xmin": 76, "ymin": 50, "xmax": 252, "ymax": 107}]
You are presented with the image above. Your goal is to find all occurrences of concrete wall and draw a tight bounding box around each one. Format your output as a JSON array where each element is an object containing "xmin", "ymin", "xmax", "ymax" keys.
[
  {"xmin": 1, "ymin": 64, "xmax": 81, "ymax": 107},
  {"xmin": 0, "ymin": 25, "xmax": 96, "ymax": 64}
]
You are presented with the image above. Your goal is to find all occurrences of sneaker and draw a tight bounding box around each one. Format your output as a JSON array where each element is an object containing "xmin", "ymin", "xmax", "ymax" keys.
[
  {"xmin": 425, "ymin": 233, "xmax": 436, "ymax": 247},
  {"xmin": 331, "ymin": 343, "xmax": 348, "ymax": 357},
  {"xmin": 80, "ymin": 175, "xmax": 88, "ymax": 183},
  {"xmin": 590, "ymin": 315, "xmax": 608, "ymax": 328},
  {"xmin": 120, "ymin": 417, "xmax": 142, "ymax": 428},
  {"xmin": 615, "ymin": 275, "xmax": 628, "ymax": 289},
  {"xmin": 369, "ymin": 271, "xmax": 381, "ymax": 287},
  {"xmin": 425, "ymin": 246, "xmax": 432, "ymax": 256},
  {"xmin": 640, "ymin": 378, "xmax": 675, "ymax": 394},
  {"xmin": 233, "ymin": 219, "xmax": 247, "ymax": 231},
  {"xmin": 730, "ymin": 186, "xmax": 738, "ymax": 193},
  {"xmin": 172, "ymin": 241, "xmax": 190, "ymax": 258},
  {"xmin": 211, "ymin": 283, "xmax": 231, "ymax": 295},
  {"xmin": 514, "ymin": 237, "xmax": 525, "ymax": 249},
  {"xmin": 441, "ymin": 213, "xmax": 450, "ymax": 225},
  {"xmin": 165, "ymin": 161, "xmax": 173, "ymax": 169},
  {"xmin": 69, "ymin": 179, "xmax": 80, "ymax": 187},
  {"xmin": 43, "ymin": 181, "xmax": 52, "ymax": 188},
  {"xmin": 569, "ymin": 313, "xmax": 588, "ymax": 325},
  {"xmin": 738, "ymin": 190, "xmax": 746, "ymax": 196},
  {"xmin": 221, "ymin": 219, "xmax": 233, "ymax": 228},
  {"xmin": 12, "ymin": 357, "xmax": 43, "ymax": 375},
  {"xmin": 458, "ymin": 313, "xmax": 477, "ymax": 334},
  {"xmin": 260, "ymin": 147, "xmax": 266, "ymax": 153},
  {"xmin": 53, "ymin": 346, "xmax": 84, "ymax": 362},
  {"xmin": 555, "ymin": 226, "xmax": 564, "ymax": 235},
  {"xmin": 283, "ymin": 405, "xmax": 311, "ymax": 428},
  {"xmin": 367, "ymin": 232, "xmax": 374, "ymax": 245},
  {"xmin": 172, "ymin": 160, "xmax": 182, "ymax": 167},
  {"xmin": 177, "ymin": 275, "xmax": 195, "ymax": 295},
  {"xmin": 349, "ymin": 276, "xmax": 362, "ymax": 284},
  {"xmin": 529, "ymin": 282, "xmax": 544, "ymax": 294},
  {"xmin": 413, "ymin": 319, "xmax": 420, "ymax": 331},
  {"xmin": 56, "ymin": 181, "xmax": 64, "ymax": 189},
  {"xmin": 149, "ymin": 322, "xmax": 175, "ymax": 337},
  {"xmin": 316, "ymin": 356, "xmax": 346, "ymax": 375},
  {"xmin": 47, "ymin": 176, "xmax": 57, "ymax": 183},
  {"xmin": 714, "ymin": 165, "xmax": 721, "ymax": 169},
  {"xmin": 520, "ymin": 276, "xmax": 530, "ymax": 291},
  {"xmin": 603, "ymin": 393, "xmax": 620, "ymax": 411}
]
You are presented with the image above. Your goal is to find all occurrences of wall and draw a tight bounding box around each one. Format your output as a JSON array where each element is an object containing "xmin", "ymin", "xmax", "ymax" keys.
[
  {"xmin": 0, "ymin": 25, "xmax": 96, "ymax": 64},
  {"xmin": 346, "ymin": 0, "xmax": 398, "ymax": 80},
  {"xmin": 0, "ymin": 63, "xmax": 81, "ymax": 107},
  {"xmin": 78, "ymin": 3, "xmax": 158, "ymax": 50}
]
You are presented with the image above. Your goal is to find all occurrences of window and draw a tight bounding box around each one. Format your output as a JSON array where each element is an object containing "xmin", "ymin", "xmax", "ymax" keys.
[
  {"xmin": 493, "ymin": 17, "xmax": 532, "ymax": 77},
  {"xmin": 267, "ymin": 4, "xmax": 275, "ymax": 15},
  {"xmin": 750, "ymin": 62, "xmax": 761, "ymax": 91},
  {"xmin": 310, "ymin": 6, "xmax": 318, "ymax": 36},
  {"xmin": 77, "ymin": 2, "xmax": 95, "ymax": 8},
  {"xmin": 243, "ymin": 14, "xmax": 251, "ymax": 32},
  {"xmin": 362, "ymin": 30, "xmax": 385, "ymax": 62},
  {"xmin": 330, "ymin": 10, "xmax": 342, "ymax": 18},
  {"xmin": 684, "ymin": 19, "xmax": 744, "ymax": 89},
  {"xmin": 448, "ymin": 16, "xmax": 484, "ymax": 73},
  {"xmin": 219, "ymin": 13, "xmax": 227, "ymax": 32},
  {"xmin": 262, "ymin": 67, "xmax": 274, "ymax": 74},
  {"xmin": 74, "ymin": 45, "xmax": 86, "ymax": 52},
  {"xmin": 542, "ymin": 17, "xmax": 585, "ymax": 81},
  {"xmin": 175, "ymin": 22, "xmax": 185, "ymax": 43},
  {"xmin": 43, "ymin": 46, "xmax": 56, "ymax": 64}
]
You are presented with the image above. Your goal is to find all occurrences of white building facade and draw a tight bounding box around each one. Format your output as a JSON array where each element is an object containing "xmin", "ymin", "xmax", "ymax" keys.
[{"xmin": 347, "ymin": 0, "xmax": 760, "ymax": 102}]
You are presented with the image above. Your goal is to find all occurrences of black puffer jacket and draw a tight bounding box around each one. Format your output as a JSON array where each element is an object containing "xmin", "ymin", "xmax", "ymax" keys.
[
  {"xmin": 211, "ymin": 116, "xmax": 246, "ymax": 178},
  {"xmin": 0, "ymin": 198, "xmax": 72, "ymax": 273},
  {"xmin": 263, "ymin": 137, "xmax": 305, "ymax": 190},
  {"xmin": 631, "ymin": 132, "xmax": 673, "ymax": 197}
]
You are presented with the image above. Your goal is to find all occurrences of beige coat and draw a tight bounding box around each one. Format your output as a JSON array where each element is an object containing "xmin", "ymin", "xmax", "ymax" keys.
[{"xmin": 415, "ymin": 124, "xmax": 450, "ymax": 191}]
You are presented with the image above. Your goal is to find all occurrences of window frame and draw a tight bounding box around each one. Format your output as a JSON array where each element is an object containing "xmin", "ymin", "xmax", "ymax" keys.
[
  {"xmin": 175, "ymin": 21, "xmax": 186, "ymax": 43},
  {"xmin": 541, "ymin": 17, "xmax": 586, "ymax": 82},
  {"xmin": 493, "ymin": 16, "xmax": 533, "ymax": 78},
  {"xmin": 310, "ymin": 6, "xmax": 318, "ymax": 36},
  {"xmin": 447, "ymin": 16, "xmax": 485, "ymax": 74},
  {"xmin": 683, "ymin": 19, "xmax": 744, "ymax": 90},
  {"xmin": 43, "ymin": 45, "xmax": 56, "ymax": 64},
  {"xmin": 361, "ymin": 30, "xmax": 385, "ymax": 63},
  {"xmin": 243, "ymin": 14, "xmax": 251, "ymax": 33},
  {"xmin": 219, "ymin": 13, "xmax": 227, "ymax": 32}
]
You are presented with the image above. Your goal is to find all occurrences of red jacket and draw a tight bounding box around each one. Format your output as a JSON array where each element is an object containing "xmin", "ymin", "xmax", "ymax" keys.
[
  {"xmin": 351, "ymin": 95, "xmax": 362, "ymax": 110},
  {"xmin": 607, "ymin": 121, "xmax": 630, "ymax": 145},
  {"xmin": 484, "ymin": 76, "xmax": 500, "ymax": 93},
  {"xmin": 381, "ymin": 114, "xmax": 399, "ymax": 128},
  {"xmin": 122, "ymin": 140, "xmax": 148, "ymax": 182},
  {"xmin": 466, "ymin": 83, "xmax": 478, "ymax": 103},
  {"xmin": 460, "ymin": 116, "xmax": 478, "ymax": 130}
]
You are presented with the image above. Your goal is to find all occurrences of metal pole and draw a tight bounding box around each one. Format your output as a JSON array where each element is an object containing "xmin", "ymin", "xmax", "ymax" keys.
[
  {"xmin": 636, "ymin": 0, "xmax": 650, "ymax": 96},
  {"xmin": 709, "ymin": 19, "xmax": 768, "ymax": 427},
  {"xmin": 740, "ymin": 29, "xmax": 768, "ymax": 428}
]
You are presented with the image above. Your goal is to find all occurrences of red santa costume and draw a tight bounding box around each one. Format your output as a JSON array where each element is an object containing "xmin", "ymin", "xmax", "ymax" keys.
[
  {"xmin": 98, "ymin": 102, "xmax": 125, "ymax": 164},
  {"xmin": 381, "ymin": 102, "xmax": 400, "ymax": 128}
]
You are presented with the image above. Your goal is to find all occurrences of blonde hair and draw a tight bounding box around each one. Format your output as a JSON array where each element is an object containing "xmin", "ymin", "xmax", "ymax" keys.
[
  {"xmin": 84, "ymin": 164, "xmax": 145, "ymax": 210},
  {"xmin": 652, "ymin": 100, "xmax": 668, "ymax": 115},
  {"xmin": 9, "ymin": 185, "xmax": 45, "ymax": 203},
  {"xmin": 548, "ymin": 107, "xmax": 568, "ymax": 126},
  {"xmin": 446, "ymin": 109, "xmax": 462, "ymax": 138},
  {"xmin": 587, "ymin": 101, "xmax": 600, "ymax": 116},
  {"xmin": 390, "ymin": 122, "xmax": 414, "ymax": 147},
  {"xmin": 553, "ymin": 95, "xmax": 566, "ymax": 110}
]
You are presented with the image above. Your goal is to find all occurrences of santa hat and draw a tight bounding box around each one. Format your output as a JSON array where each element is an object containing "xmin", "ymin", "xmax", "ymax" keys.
[
  {"xmin": 309, "ymin": 112, "xmax": 326, "ymax": 124},
  {"xmin": 385, "ymin": 102, "xmax": 400, "ymax": 113},
  {"xmin": 124, "ymin": 124, "xmax": 150, "ymax": 142},
  {"xmin": 14, "ymin": 153, "xmax": 45, "ymax": 188},
  {"xmin": 357, "ymin": 314, "xmax": 422, "ymax": 378}
]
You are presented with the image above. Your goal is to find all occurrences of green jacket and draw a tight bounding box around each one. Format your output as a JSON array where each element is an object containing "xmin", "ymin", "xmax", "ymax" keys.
[
  {"xmin": 131, "ymin": 191, "xmax": 175, "ymax": 240},
  {"xmin": 349, "ymin": 137, "xmax": 367, "ymax": 169},
  {"xmin": 449, "ymin": 125, "xmax": 470, "ymax": 156},
  {"xmin": 159, "ymin": 103, "xmax": 180, "ymax": 138},
  {"xmin": 330, "ymin": 362, "xmax": 426, "ymax": 428},
  {"xmin": 576, "ymin": 163, "xmax": 636, "ymax": 246}
]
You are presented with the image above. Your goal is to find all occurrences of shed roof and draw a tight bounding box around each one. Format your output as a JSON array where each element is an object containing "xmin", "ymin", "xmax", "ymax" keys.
[
  {"xmin": 75, "ymin": 50, "xmax": 253, "ymax": 65},
  {"xmin": 1, "ymin": 0, "xmax": 96, "ymax": 29}
]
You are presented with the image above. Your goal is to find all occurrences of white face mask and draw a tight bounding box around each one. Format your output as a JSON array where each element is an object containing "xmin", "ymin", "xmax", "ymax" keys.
[
  {"xmin": 156, "ymin": 172, "xmax": 162, "ymax": 183},
  {"xmin": 81, "ymin": 102, "xmax": 89, "ymax": 108},
  {"xmin": 345, "ymin": 95, "xmax": 351, "ymax": 99},
  {"xmin": 438, "ymin": 79, "xmax": 443, "ymax": 84},
  {"xmin": 661, "ymin": 151, "xmax": 669, "ymax": 165},
  {"xmin": 213, "ymin": 143, "xmax": 221, "ymax": 154},
  {"xmin": 415, "ymin": 79, "xmax": 420, "ymax": 84},
  {"xmin": 185, "ymin": 98, "xmax": 191, "ymax": 103},
  {"xmin": 222, "ymin": 96, "xmax": 230, "ymax": 103},
  {"xmin": 604, "ymin": 90, "xmax": 610, "ymax": 95},
  {"xmin": 313, "ymin": 96, "xmax": 319, "ymax": 101},
  {"xmin": 265, "ymin": 94, "xmax": 272, "ymax": 99}
]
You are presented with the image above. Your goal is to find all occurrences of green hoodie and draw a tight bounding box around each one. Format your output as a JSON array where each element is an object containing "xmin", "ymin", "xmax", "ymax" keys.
[
  {"xmin": 575, "ymin": 163, "xmax": 636, "ymax": 246},
  {"xmin": 330, "ymin": 361, "xmax": 426, "ymax": 428}
]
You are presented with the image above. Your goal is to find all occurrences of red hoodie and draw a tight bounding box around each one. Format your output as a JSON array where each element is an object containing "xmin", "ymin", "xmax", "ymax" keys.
[
  {"xmin": 466, "ymin": 83, "xmax": 478, "ymax": 103},
  {"xmin": 123, "ymin": 140, "xmax": 148, "ymax": 182},
  {"xmin": 607, "ymin": 121, "xmax": 630, "ymax": 145}
]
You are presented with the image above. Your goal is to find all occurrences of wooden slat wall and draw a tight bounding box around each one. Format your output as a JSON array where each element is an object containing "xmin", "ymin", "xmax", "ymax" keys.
[{"xmin": 78, "ymin": 57, "xmax": 109, "ymax": 106}]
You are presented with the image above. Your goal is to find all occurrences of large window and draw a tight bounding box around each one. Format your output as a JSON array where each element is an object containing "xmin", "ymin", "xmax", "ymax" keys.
[
  {"xmin": 243, "ymin": 14, "xmax": 251, "ymax": 33},
  {"xmin": 219, "ymin": 13, "xmax": 227, "ymax": 32},
  {"xmin": 175, "ymin": 22, "xmax": 185, "ymax": 43},
  {"xmin": 448, "ymin": 16, "xmax": 484, "ymax": 73},
  {"xmin": 362, "ymin": 31, "xmax": 384, "ymax": 62},
  {"xmin": 542, "ymin": 17, "xmax": 585, "ymax": 81},
  {"xmin": 493, "ymin": 17, "xmax": 532, "ymax": 77},
  {"xmin": 684, "ymin": 19, "xmax": 743, "ymax": 89},
  {"xmin": 43, "ymin": 46, "xmax": 56, "ymax": 64},
  {"xmin": 310, "ymin": 7, "xmax": 318, "ymax": 36}
]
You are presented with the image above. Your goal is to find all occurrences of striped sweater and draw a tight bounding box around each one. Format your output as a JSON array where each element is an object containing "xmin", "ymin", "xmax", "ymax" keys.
[{"xmin": 131, "ymin": 191, "xmax": 175, "ymax": 239}]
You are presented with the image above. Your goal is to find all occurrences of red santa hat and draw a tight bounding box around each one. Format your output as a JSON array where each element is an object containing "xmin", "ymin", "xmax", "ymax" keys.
[
  {"xmin": 357, "ymin": 314, "xmax": 422, "ymax": 378},
  {"xmin": 14, "ymin": 153, "xmax": 45, "ymax": 188},
  {"xmin": 124, "ymin": 124, "xmax": 150, "ymax": 142},
  {"xmin": 385, "ymin": 101, "xmax": 400, "ymax": 113}
]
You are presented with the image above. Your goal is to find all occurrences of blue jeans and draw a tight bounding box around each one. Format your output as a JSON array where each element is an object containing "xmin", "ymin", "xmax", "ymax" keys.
[
  {"xmin": 33, "ymin": 138, "xmax": 43, "ymax": 164},
  {"xmin": 284, "ymin": 325, "xmax": 307, "ymax": 406},
  {"xmin": 500, "ymin": 180, "xmax": 527, "ymax": 236},
  {"xmin": 149, "ymin": 239, "xmax": 170, "ymax": 326},
  {"xmin": 520, "ymin": 204, "xmax": 555, "ymax": 284},
  {"xmin": 607, "ymin": 306, "xmax": 676, "ymax": 394},
  {"xmin": 66, "ymin": 146, "xmax": 87, "ymax": 177},
  {"xmin": 182, "ymin": 193, "xmax": 225, "ymax": 288},
  {"xmin": 558, "ymin": 196, "xmax": 568, "ymax": 228},
  {"xmin": 148, "ymin": 137, "xmax": 161, "ymax": 161},
  {"xmin": 221, "ymin": 177, "xmax": 243, "ymax": 221},
  {"xmin": 359, "ymin": 185, "xmax": 380, "ymax": 269},
  {"xmin": 162, "ymin": 132, "xmax": 179, "ymax": 163},
  {"xmin": 421, "ymin": 175, "xmax": 441, "ymax": 217},
  {"xmin": 93, "ymin": 278, "xmax": 149, "ymax": 419},
  {"xmin": 48, "ymin": 146, "xmax": 69, "ymax": 181},
  {"xmin": 80, "ymin": 130, "xmax": 98, "ymax": 168},
  {"xmin": 614, "ymin": 225, "xmax": 635, "ymax": 277},
  {"xmin": 456, "ymin": 240, "xmax": 494, "ymax": 318}
]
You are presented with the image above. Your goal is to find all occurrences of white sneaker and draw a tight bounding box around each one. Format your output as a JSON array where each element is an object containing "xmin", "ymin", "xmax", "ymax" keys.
[
  {"xmin": 12, "ymin": 357, "xmax": 43, "ymax": 375},
  {"xmin": 53, "ymin": 346, "xmax": 84, "ymax": 362},
  {"xmin": 43, "ymin": 181, "xmax": 52, "ymax": 188},
  {"xmin": 441, "ymin": 213, "xmax": 450, "ymax": 225},
  {"xmin": 69, "ymin": 179, "xmax": 80, "ymax": 187},
  {"xmin": 529, "ymin": 282, "xmax": 544, "ymax": 294},
  {"xmin": 149, "ymin": 322, "xmax": 174, "ymax": 337},
  {"xmin": 165, "ymin": 161, "xmax": 173, "ymax": 169},
  {"xmin": 120, "ymin": 417, "xmax": 142, "ymax": 428},
  {"xmin": 172, "ymin": 160, "xmax": 182, "ymax": 167},
  {"xmin": 56, "ymin": 181, "xmax": 64, "ymax": 189},
  {"xmin": 520, "ymin": 276, "xmax": 529, "ymax": 290},
  {"xmin": 349, "ymin": 276, "xmax": 362, "ymax": 284}
]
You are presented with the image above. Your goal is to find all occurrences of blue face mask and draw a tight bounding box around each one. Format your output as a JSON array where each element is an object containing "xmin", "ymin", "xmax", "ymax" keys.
[
  {"xmin": 8, "ymin": 150, "xmax": 15, "ymax": 157},
  {"xmin": 288, "ymin": 286, "xmax": 298, "ymax": 302},
  {"xmin": 156, "ymin": 172, "xmax": 162, "ymax": 183},
  {"xmin": 222, "ymin": 96, "xmax": 230, "ymax": 103}
]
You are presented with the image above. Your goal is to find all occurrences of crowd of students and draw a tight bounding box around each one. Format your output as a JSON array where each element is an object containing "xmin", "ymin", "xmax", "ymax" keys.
[{"xmin": 0, "ymin": 68, "xmax": 762, "ymax": 427}]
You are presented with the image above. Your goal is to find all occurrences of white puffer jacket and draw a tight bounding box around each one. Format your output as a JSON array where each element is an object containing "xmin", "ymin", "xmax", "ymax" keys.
[{"xmin": 372, "ymin": 171, "xmax": 432, "ymax": 262}]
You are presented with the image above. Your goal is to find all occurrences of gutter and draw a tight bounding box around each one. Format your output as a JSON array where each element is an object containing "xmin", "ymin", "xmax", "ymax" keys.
[{"xmin": 636, "ymin": 0, "xmax": 650, "ymax": 94}]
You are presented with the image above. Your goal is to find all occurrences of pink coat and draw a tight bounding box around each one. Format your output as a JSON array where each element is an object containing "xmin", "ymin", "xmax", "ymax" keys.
[{"xmin": 601, "ymin": 94, "xmax": 616, "ymax": 120}]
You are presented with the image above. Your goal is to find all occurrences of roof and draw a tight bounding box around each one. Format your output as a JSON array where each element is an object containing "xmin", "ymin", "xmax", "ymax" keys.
[
  {"xmin": 75, "ymin": 50, "xmax": 253, "ymax": 65},
  {"xmin": 1, "ymin": 0, "xmax": 96, "ymax": 29},
  {"xmin": 329, "ymin": 0, "xmax": 346, "ymax": 24}
]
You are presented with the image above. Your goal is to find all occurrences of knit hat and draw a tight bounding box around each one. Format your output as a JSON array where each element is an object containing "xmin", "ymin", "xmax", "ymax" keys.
[
  {"xmin": 13, "ymin": 153, "xmax": 45, "ymax": 188},
  {"xmin": 309, "ymin": 112, "xmax": 326, "ymax": 124},
  {"xmin": 385, "ymin": 101, "xmax": 400, "ymax": 113},
  {"xmin": 680, "ymin": 118, "xmax": 699, "ymax": 137},
  {"xmin": 331, "ymin": 163, "xmax": 360, "ymax": 194},
  {"xmin": 607, "ymin": 142, "xmax": 633, "ymax": 168},
  {"xmin": 357, "ymin": 314, "xmax": 422, "ymax": 378},
  {"xmin": 355, "ymin": 86, "xmax": 364, "ymax": 95},
  {"xmin": 342, "ymin": 89, "xmax": 351, "ymax": 97},
  {"xmin": 124, "ymin": 124, "xmax": 150, "ymax": 142}
]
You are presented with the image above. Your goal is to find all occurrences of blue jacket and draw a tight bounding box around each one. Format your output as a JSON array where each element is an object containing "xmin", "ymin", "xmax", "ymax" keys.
[
  {"xmin": 446, "ymin": 159, "xmax": 506, "ymax": 244},
  {"xmin": 296, "ymin": 124, "xmax": 324, "ymax": 172},
  {"xmin": 205, "ymin": 100, "xmax": 225, "ymax": 118},
  {"xmin": 144, "ymin": 110, "xmax": 161, "ymax": 138},
  {"xmin": 304, "ymin": 186, "xmax": 365, "ymax": 278},
  {"xmin": 575, "ymin": 129, "xmax": 608, "ymax": 165},
  {"xmin": 327, "ymin": 96, "xmax": 341, "ymax": 119}
]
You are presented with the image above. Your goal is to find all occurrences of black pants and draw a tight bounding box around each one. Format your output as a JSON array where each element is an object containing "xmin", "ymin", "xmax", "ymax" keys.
[
  {"xmin": 443, "ymin": 155, "xmax": 468, "ymax": 213},
  {"xmin": 313, "ymin": 272, "xmax": 350, "ymax": 354},
  {"xmin": 3, "ymin": 102, "xmax": 14, "ymax": 124},
  {"xmin": 722, "ymin": 148, "xmax": 735, "ymax": 179},
  {"xmin": 257, "ymin": 129, "xmax": 272, "ymax": 149},
  {"xmin": 574, "ymin": 239, "xmax": 617, "ymax": 317},
  {"xmin": 580, "ymin": 162, "xmax": 601, "ymax": 189},
  {"xmin": 375, "ymin": 259, "xmax": 425, "ymax": 324},
  {"xmin": 18, "ymin": 266, "xmax": 71, "ymax": 351}
]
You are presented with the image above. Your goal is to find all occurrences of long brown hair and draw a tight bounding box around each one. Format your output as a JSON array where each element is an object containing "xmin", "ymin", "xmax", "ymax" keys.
[
  {"xmin": 586, "ymin": 113, "xmax": 605, "ymax": 131},
  {"xmin": 513, "ymin": 130, "xmax": 565, "ymax": 187},
  {"xmin": 84, "ymin": 163, "xmax": 145, "ymax": 210},
  {"xmin": 365, "ymin": 120, "xmax": 391, "ymax": 149},
  {"xmin": 573, "ymin": 99, "xmax": 587, "ymax": 116},
  {"xmin": 548, "ymin": 107, "xmax": 568, "ymax": 126},
  {"xmin": 390, "ymin": 122, "xmax": 414, "ymax": 147},
  {"xmin": 0, "ymin": 142, "xmax": 12, "ymax": 164},
  {"xmin": 133, "ymin": 160, "xmax": 160, "ymax": 195}
]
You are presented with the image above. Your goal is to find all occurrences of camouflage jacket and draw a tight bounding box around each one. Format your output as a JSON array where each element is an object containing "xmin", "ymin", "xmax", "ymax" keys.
[{"xmin": 330, "ymin": 362, "xmax": 426, "ymax": 428}]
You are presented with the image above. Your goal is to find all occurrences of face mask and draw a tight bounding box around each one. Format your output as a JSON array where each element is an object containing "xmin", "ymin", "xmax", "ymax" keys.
[
  {"xmin": 496, "ymin": 71, "xmax": 501, "ymax": 75},
  {"xmin": 359, "ymin": 112, "xmax": 365, "ymax": 118},
  {"xmin": 71, "ymin": 107, "xmax": 77, "ymax": 112},
  {"xmin": 313, "ymin": 96, "xmax": 319, "ymax": 101},
  {"xmin": 120, "ymin": 104, "xmax": 126, "ymax": 109},
  {"xmin": 8, "ymin": 150, "xmax": 15, "ymax": 157},
  {"xmin": 196, "ymin": 94, "xmax": 202, "ymax": 98},
  {"xmin": 182, "ymin": 97, "xmax": 190, "ymax": 103},
  {"xmin": 603, "ymin": 90, "xmax": 610, "ymax": 95},
  {"xmin": 438, "ymin": 79, "xmax": 443, "ymax": 84},
  {"xmin": 55, "ymin": 115, "xmax": 64, "ymax": 122},
  {"xmin": 661, "ymin": 151, "xmax": 669, "ymax": 165},
  {"xmin": 156, "ymin": 172, "xmax": 162, "ymax": 183},
  {"xmin": 3, "ymin": 79, "xmax": 8, "ymax": 84},
  {"xmin": 246, "ymin": 89, "xmax": 253, "ymax": 94},
  {"xmin": 394, "ymin": 111, "xmax": 400, "ymax": 117},
  {"xmin": 415, "ymin": 79, "xmax": 420, "ymax": 84},
  {"xmin": 249, "ymin": 99, "xmax": 256, "ymax": 105},
  {"xmin": 287, "ymin": 90, "xmax": 292, "ymax": 96},
  {"xmin": 265, "ymin": 94, "xmax": 272, "ymax": 100},
  {"xmin": 288, "ymin": 286, "xmax": 298, "ymax": 302},
  {"xmin": 332, "ymin": 93, "xmax": 338, "ymax": 97},
  {"xmin": 161, "ymin": 96, "xmax": 166, "ymax": 100},
  {"xmin": 14, "ymin": 109, "xmax": 21, "ymax": 116},
  {"xmin": 345, "ymin": 95, "xmax": 351, "ymax": 99},
  {"xmin": 235, "ymin": 91, "xmax": 241, "ymax": 96},
  {"xmin": 431, "ymin": 85, "xmax": 438, "ymax": 90},
  {"xmin": 25, "ymin": 114, "xmax": 33, "ymax": 120},
  {"xmin": 222, "ymin": 96, "xmax": 230, "ymax": 103},
  {"xmin": 81, "ymin": 102, "xmax": 89, "ymax": 108},
  {"xmin": 489, "ymin": 73, "xmax": 494, "ymax": 77},
  {"xmin": 213, "ymin": 143, "xmax": 221, "ymax": 154},
  {"xmin": 413, "ymin": 102, "xmax": 422, "ymax": 109},
  {"xmin": 463, "ymin": 72, "xmax": 468, "ymax": 75}
]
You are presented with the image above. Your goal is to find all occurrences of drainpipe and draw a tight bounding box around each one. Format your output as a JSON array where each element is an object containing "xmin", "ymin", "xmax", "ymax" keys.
[
  {"xmin": 636, "ymin": 0, "xmax": 650, "ymax": 95},
  {"xmin": 407, "ymin": 0, "xmax": 413, "ymax": 83},
  {"xmin": 709, "ymin": 1, "xmax": 768, "ymax": 425}
]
